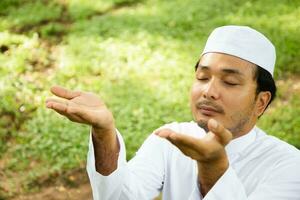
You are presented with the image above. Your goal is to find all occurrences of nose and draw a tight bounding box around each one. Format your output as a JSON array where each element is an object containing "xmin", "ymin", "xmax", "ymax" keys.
[{"xmin": 203, "ymin": 78, "xmax": 220, "ymax": 100}]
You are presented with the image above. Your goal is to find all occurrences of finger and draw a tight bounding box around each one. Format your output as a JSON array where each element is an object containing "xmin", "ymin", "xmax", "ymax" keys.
[
  {"xmin": 46, "ymin": 97, "xmax": 68, "ymax": 105},
  {"xmin": 155, "ymin": 129, "xmax": 206, "ymax": 152},
  {"xmin": 53, "ymin": 107, "xmax": 85, "ymax": 123},
  {"xmin": 46, "ymin": 98, "xmax": 87, "ymax": 117},
  {"xmin": 154, "ymin": 128, "xmax": 175, "ymax": 138},
  {"xmin": 46, "ymin": 101, "xmax": 86, "ymax": 122},
  {"xmin": 207, "ymin": 119, "xmax": 233, "ymax": 146},
  {"xmin": 155, "ymin": 129, "xmax": 188, "ymax": 148},
  {"xmin": 50, "ymin": 85, "xmax": 81, "ymax": 100},
  {"xmin": 46, "ymin": 101, "xmax": 68, "ymax": 113},
  {"xmin": 156, "ymin": 129, "xmax": 209, "ymax": 160},
  {"xmin": 46, "ymin": 101, "xmax": 80, "ymax": 115}
]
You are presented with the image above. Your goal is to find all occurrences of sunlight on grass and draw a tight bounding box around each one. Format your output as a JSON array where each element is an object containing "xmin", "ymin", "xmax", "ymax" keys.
[{"xmin": 0, "ymin": 0, "xmax": 300, "ymax": 198}]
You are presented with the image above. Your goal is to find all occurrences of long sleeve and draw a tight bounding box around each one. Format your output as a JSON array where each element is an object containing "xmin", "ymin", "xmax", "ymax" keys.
[
  {"xmin": 86, "ymin": 122, "xmax": 300, "ymax": 199},
  {"xmin": 203, "ymin": 157, "xmax": 300, "ymax": 200},
  {"xmin": 86, "ymin": 130, "xmax": 165, "ymax": 200},
  {"xmin": 86, "ymin": 130, "xmax": 127, "ymax": 199}
]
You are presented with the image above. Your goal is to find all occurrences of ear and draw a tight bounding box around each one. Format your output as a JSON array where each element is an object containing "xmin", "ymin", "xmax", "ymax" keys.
[{"xmin": 255, "ymin": 91, "xmax": 272, "ymax": 117}]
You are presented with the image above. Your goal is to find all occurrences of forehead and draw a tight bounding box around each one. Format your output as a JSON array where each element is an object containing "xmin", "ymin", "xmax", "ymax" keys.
[{"xmin": 198, "ymin": 52, "xmax": 256, "ymax": 77}]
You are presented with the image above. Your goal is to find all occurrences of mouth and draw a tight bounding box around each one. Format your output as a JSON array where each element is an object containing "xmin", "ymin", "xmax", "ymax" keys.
[{"xmin": 196, "ymin": 103, "xmax": 223, "ymax": 117}]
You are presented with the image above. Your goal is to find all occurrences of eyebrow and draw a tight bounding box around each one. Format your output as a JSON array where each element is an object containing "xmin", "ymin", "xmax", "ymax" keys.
[{"xmin": 197, "ymin": 64, "xmax": 244, "ymax": 76}]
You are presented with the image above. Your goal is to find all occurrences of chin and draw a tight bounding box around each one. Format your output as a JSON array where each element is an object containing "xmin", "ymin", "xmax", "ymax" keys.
[
  {"xmin": 195, "ymin": 118, "xmax": 209, "ymax": 132},
  {"xmin": 195, "ymin": 114, "xmax": 211, "ymax": 123}
]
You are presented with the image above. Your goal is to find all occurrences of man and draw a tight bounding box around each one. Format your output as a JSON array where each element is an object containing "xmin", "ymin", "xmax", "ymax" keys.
[{"xmin": 46, "ymin": 25, "xmax": 300, "ymax": 199}]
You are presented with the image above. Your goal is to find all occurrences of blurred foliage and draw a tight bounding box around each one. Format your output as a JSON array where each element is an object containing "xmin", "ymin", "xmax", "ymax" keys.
[
  {"xmin": 259, "ymin": 79, "xmax": 300, "ymax": 148},
  {"xmin": 0, "ymin": 0, "xmax": 299, "ymax": 197}
]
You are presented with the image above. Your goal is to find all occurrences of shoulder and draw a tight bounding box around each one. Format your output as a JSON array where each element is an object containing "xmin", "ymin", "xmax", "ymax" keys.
[{"xmin": 253, "ymin": 127, "xmax": 300, "ymax": 164}]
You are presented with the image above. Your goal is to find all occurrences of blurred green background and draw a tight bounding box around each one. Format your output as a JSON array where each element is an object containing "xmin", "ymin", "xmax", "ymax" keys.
[{"xmin": 0, "ymin": 0, "xmax": 299, "ymax": 199}]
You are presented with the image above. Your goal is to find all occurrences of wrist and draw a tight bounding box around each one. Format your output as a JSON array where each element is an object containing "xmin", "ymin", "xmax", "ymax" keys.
[
  {"xmin": 91, "ymin": 127, "xmax": 120, "ymax": 175},
  {"xmin": 198, "ymin": 153, "xmax": 229, "ymax": 173},
  {"xmin": 92, "ymin": 126, "xmax": 116, "ymax": 140},
  {"xmin": 197, "ymin": 154, "xmax": 229, "ymax": 196}
]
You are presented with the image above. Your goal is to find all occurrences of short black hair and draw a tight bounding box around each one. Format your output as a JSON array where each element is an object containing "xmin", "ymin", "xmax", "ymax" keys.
[{"xmin": 254, "ymin": 65, "xmax": 277, "ymax": 111}]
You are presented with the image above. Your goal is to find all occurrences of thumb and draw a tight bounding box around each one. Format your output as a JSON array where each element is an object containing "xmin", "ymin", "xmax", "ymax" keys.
[{"xmin": 208, "ymin": 119, "xmax": 233, "ymax": 146}]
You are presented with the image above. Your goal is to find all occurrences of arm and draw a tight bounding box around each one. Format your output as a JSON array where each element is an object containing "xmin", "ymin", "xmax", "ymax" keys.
[
  {"xmin": 197, "ymin": 154, "xmax": 228, "ymax": 195},
  {"xmin": 92, "ymin": 128, "xmax": 119, "ymax": 175},
  {"xmin": 155, "ymin": 118, "xmax": 232, "ymax": 197},
  {"xmin": 87, "ymin": 130, "xmax": 165, "ymax": 199},
  {"xmin": 203, "ymin": 161, "xmax": 300, "ymax": 200},
  {"xmin": 46, "ymin": 86, "xmax": 164, "ymax": 199},
  {"xmin": 156, "ymin": 119, "xmax": 300, "ymax": 199},
  {"xmin": 46, "ymin": 86, "xmax": 119, "ymax": 175}
]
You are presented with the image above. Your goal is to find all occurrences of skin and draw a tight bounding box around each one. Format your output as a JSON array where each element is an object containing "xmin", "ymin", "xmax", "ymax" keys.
[
  {"xmin": 46, "ymin": 52, "xmax": 271, "ymax": 196},
  {"xmin": 191, "ymin": 52, "xmax": 269, "ymax": 138},
  {"xmin": 156, "ymin": 52, "xmax": 271, "ymax": 195},
  {"xmin": 45, "ymin": 86, "xmax": 119, "ymax": 175}
]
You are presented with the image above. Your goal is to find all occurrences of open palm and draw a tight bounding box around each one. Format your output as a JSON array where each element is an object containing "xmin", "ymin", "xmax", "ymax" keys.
[{"xmin": 46, "ymin": 86, "xmax": 114, "ymax": 132}]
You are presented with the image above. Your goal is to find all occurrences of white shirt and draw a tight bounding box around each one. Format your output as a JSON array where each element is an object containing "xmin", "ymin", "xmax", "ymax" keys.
[{"xmin": 86, "ymin": 121, "xmax": 300, "ymax": 200}]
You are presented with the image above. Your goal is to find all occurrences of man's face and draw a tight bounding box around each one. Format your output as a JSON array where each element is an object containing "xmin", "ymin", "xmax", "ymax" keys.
[{"xmin": 190, "ymin": 52, "xmax": 262, "ymax": 137}]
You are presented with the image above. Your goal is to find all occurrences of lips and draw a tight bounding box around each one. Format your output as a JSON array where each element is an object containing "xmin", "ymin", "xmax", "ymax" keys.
[
  {"xmin": 196, "ymin": 102, "xmax": 224, "ymax": 116},
  {"xmin": 199, "ymin": 105, "xmax": 219, "ymax": 112}
]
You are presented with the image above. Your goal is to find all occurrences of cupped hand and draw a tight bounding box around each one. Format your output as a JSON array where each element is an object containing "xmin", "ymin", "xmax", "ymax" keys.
[
  {"xmin": 46, "ymin": 86, "xmax": 115, "ymax": 133},
  {"xmin": 154, "ymin": 119, "xmax": 232, "ymax": 162}
]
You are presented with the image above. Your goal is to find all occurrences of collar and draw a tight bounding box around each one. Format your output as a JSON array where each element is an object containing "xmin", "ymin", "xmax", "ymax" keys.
[{"xmin": 225, "ymin": 126, "xmax": 257, "ymax": 158}]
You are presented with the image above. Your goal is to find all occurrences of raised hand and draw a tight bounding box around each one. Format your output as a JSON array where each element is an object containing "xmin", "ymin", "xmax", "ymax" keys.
[
  {"xmin": 154, "ymin": 119, "xmax": 232, "ymax": 162},
  {"xmin": 46, "ymin": 85, "xmax": 115, "ymax": 135},
  {"xmin": 46, "ymin": 86, "xmax": 119, "ymax": 175},
  {"xmin": 155, "ymin": 119, "xmax": 233, "ymax": 196}
]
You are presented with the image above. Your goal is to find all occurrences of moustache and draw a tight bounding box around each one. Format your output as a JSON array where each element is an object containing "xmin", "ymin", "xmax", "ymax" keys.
[{"xmin": 196, "ymin": 100, "xmax": 225, "ymax": 114}]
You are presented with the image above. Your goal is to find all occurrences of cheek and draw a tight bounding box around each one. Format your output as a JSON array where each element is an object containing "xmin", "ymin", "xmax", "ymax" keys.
[
  {"xmin": 224, "ymin": 92, "xmax": 256, "ymax": 113},
  {"xmin": 190, "ymin": 84, "xmax": 200, "ymax": 109},
  {"xmin": 190, "ymin": 83, "xmax": 202, "ymax": 100}
]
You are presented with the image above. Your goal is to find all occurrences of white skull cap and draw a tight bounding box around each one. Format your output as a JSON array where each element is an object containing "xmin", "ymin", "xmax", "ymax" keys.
[{"xmin": 202, "ymin": 25, "xmax": 276, "ymax": 76}]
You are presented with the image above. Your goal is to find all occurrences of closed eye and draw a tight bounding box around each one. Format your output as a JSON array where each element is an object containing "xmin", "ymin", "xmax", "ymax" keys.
[
  {"xmin": 197, "ymin": 78, "xmax": 209, "ymax": 81},
  {"xmin": 224, "ymin": 81, "xmax": 239, "ymax": 86}
]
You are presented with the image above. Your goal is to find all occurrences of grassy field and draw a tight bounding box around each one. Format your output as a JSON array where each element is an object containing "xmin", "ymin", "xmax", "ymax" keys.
[{"xmin": 0, "ymin": 0, "xmax": 300, "ymax": 198}]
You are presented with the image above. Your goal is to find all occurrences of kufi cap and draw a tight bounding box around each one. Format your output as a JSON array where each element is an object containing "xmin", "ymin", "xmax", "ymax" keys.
[{"xmin": 202, "ymin": 25, "xmax": 276, "ymax": 76}]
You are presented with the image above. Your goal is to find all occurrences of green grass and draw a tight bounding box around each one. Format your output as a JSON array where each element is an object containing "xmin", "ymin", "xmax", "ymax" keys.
[{"xmin": 0, "ymin": 0, "xmax": 300, "ymax": 198}]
